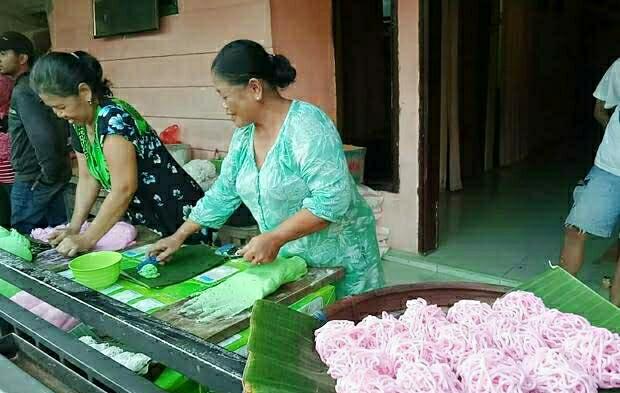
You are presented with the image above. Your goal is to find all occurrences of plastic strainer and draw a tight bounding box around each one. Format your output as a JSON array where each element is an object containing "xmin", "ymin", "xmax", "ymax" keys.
[{"xmin": 69, "ymin": 251, "xmax": 122, "ymax": 289}]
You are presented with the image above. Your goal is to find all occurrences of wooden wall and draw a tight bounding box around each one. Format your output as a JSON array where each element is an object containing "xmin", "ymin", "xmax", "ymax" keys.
[
  {"xmin": 50, "ymin": 0, "xmax": 273, "ymax": 159},
  {"xmin": 270, "ymin": 0, "xmax": 337, "ymax": 122}
]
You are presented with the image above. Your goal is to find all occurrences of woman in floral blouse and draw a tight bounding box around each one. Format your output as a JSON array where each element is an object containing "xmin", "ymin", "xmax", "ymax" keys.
[{"xmin": 30, "ymin": 51, "xmax": 207, "ymax": 256}]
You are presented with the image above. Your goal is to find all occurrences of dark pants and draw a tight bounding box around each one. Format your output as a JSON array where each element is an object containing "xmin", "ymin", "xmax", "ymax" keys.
[
  {"xmin": 10, "ymin": 180, "xmax": 69, "ymax": 234},
  {"xmin": 0, "ymin": 183, "xmax": 10, "ymax": 228}
]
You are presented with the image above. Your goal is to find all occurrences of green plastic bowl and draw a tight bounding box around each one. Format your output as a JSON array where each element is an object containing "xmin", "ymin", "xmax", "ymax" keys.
[{"xmin": 69, "ymin": 251, "xmax": 122, "ymax": 290}]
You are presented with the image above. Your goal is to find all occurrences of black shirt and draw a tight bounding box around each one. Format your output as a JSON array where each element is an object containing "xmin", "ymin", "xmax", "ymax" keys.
[{"xmin": 8, "ymin": 72, "xmax": 71, "ymax": 184}]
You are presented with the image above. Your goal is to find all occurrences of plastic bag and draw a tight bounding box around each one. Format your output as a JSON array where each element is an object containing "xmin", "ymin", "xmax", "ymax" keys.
[{"xmin": 159, "ymin": 124, "xmax": 180, "ymax": 144}]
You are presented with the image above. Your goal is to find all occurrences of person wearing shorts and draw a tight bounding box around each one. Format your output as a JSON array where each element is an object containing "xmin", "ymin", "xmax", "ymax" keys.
[{"xmin": 561, "ymin": 58, "xmax": 620, "ymax": 306}]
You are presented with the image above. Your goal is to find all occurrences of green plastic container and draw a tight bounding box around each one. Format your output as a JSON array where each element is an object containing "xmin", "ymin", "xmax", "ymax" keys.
[
  {"xmin": 210, "ymin": 159, "xmax": 223, "ymax": 175},
  {"xmin": 70, "ymin": 251, "xmax": 122, "ymax": 289}
]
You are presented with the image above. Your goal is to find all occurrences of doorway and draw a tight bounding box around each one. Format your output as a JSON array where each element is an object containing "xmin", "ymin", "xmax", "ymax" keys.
[
  {"xmin": 418, "ymin": 0, "xmax": 620, "ymax": 289},
  {"xmin": 333, "ymin": 0, "xmax": 399, "ymax": 192}
]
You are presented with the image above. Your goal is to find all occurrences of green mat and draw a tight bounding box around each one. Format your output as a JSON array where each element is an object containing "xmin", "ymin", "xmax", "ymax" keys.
[
  {"xmin": 243, "ymin": 300, "xmax": 336, "ymax": 393},
  {"xmin": 121, "ymin": 245, "xmax": 226, "ymax": 288}
]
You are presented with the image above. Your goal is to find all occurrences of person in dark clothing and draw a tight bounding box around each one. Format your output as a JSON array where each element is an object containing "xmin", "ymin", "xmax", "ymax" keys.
[
  {"xmin": 0, "ymin": 32, "xmax": 71, "ymax": 234},
  {"xmin": 30, "ymin": 51, "xmax": 208, "ymax": 257}
]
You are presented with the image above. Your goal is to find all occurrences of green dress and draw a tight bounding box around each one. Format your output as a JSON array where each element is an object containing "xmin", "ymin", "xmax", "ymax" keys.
[{"xmin": 189, "ymin": 100, "xmax": 384, "ymax": 297}]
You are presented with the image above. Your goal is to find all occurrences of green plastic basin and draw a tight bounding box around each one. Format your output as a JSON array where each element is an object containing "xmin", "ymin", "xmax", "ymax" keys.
[{"xmin": 69, "ymin": 251, "xmax": 121, "ymax": 290}]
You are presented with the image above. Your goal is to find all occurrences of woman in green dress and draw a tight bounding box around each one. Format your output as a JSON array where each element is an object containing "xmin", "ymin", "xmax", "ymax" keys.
[
  {"xmin": 150, "ymin": 40, "xmax": 384, "ymax": 297},
  {"xmin": 30, "ymin": 51, "xmax": 208, "ymax": 256}
]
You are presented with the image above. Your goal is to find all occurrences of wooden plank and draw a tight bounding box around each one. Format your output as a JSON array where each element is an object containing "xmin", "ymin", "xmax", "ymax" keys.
[
  {"xmin": 270, "ymin": 0, "xmax": 337, "ymax": 122},
  {"xmin": 447, "ymin": 0, "xmax": 462, "ymax": 191},
  {"xmin": 438, "ymin": 0, "xmax": 450, "ymax": 191},
  {"xmin": 52, "ymin": 0, "xmax": 272, "ymax": 60},
  {"xmin": 102, "ymin": 53, "xmax": 217, "ymax": 88},
  {"xmin": 418, "ymin": 0, "xmax": 442, "ymax": 254},
  {"xmin": 113, "ymin": 87, "xmax": 226, "ymax": 119},
  {"xmin": 153, "ymin": 267, "xmax": 344, "ymax": 343}
]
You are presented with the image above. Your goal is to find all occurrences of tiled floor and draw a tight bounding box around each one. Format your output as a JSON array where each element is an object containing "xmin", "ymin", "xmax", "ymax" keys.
[{"xmin": 382, "ymin": 140, "xmax": 616, "ymax": 299}]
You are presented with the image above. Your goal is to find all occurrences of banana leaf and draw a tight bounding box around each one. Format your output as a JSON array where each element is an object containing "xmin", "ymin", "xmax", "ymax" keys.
[
  {"xmin": 243, "ymin": 300, "xmax": 336, "ymax": 393},
  {"xmin": 516, "ymin": 266, "xmax": 620, "ymax": 334}
]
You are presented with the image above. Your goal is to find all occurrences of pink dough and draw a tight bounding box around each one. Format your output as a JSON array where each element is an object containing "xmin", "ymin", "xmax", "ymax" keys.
[
  {"xmin": 31, "ymin": 221, "xmax": 137, "ymax": 251},
  {"xmin": 10, "ymin": 291, "xmax": 79, "ymax": 331}
]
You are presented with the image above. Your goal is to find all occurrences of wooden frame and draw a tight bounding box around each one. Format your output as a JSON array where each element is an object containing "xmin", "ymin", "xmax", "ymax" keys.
[
  {"xmin": 332, "ymin": 0, "xmax": 400, "ymax": 192},
  {"xmin": 418, "ymin": 0, "xmax": 441, "ymax": 254}
]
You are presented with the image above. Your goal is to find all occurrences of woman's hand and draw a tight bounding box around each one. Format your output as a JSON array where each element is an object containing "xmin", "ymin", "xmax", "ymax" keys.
[
  {"xmin": 149, "ymin": 236, "xmax": 184, "ymax": 263},
  {"xmin": 238, "ymin": 232, "xmax": 284, "ymax": 265},
  {"xmin": 48, "ymin": 227, "xmax": 80, "ymax": 247},
  {"xmin": 55, "ymin": 234, "xmax": 96, "ymax": 257}
]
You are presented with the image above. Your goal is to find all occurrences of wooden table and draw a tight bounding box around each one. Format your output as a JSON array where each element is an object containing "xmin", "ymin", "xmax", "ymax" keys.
[{"xmin": 0, "ymin": 230, "xmax": 344, "ymax": 392}]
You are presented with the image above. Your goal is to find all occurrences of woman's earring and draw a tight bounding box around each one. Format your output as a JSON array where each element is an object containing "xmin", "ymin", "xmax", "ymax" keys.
[{"xmin": 88, "ymin": 99, "xmax": 93, "ymax": 105}]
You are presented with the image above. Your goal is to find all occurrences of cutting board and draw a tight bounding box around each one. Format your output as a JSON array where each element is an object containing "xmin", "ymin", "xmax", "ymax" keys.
[{"xmin": 121, "ymin": 245, "xmax": 226, "ymax": 288}]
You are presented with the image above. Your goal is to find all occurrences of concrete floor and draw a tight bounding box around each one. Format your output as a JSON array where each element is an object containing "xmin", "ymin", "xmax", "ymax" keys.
[{"xmin": 382, "ymin": 140, "xmax": 615, "ymax": 298}]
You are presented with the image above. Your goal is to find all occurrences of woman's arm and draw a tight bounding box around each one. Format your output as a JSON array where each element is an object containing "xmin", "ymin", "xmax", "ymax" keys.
[
  {"xmin": 68, "ymin": 154, "xmax": 101, "ymax": 231},
  {"xmin": 83, "ymin": 135, "xmax": 137, "ymax": 243},
  {"xmin": 55, "ymin": 136, "xmax": 137, "ymax": 256},
  {"xmin": 239, "ymin": 210, "xmax": 328, "ymax": 263},
  {"xmin": 150, "ymin": 130, "xmax": 249, "ymax": 261},
  {"xmin": 49, "ymin": 153, "xmax": 100, "ymax": 246},
  {"xmin": 149, "ymin": 219, "xmax": 202, "ymax": 262}
]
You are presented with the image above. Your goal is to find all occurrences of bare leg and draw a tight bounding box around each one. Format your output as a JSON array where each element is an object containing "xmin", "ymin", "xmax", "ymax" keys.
[{"xmin": 560, "ymin": 226, "xmax": 587, "ymax": 275}]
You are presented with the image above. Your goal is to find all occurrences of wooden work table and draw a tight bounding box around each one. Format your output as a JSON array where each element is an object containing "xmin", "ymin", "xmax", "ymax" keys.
[{"xmin": 0, "ymin": 228, "xmax": 344, "ymax": 392}]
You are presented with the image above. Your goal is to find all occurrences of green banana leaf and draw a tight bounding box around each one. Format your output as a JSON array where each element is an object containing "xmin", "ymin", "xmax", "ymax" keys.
[
  {"xmin": 243, "ymin": 300, "xmax": 336, "ymax": 393},
  {"xmin": 516, "ymin": 266, "xmax": 620, "ymax": 334}
]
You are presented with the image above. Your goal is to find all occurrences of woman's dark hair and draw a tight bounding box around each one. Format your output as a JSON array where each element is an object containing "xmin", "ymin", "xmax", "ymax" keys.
[
  {"xmin": 30, "ymin": 51, "xmax": 112, "ymax": 100},
  {"xmin": 211, "ymin": 40, "xmax": 296, "ymax": 89}
]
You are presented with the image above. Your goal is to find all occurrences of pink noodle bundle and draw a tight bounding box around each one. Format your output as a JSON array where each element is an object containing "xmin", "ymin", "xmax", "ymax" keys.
[
  {"xmin": 433, "ymin": 323, "xmax": 476, "ymax": 368},
  {"xmin": 31, "ymin": 221, "xmax": 137, "ymax": 251},
  {"xmin": 315, "ymin": 320, "xmax": 358, "ymax": 370},
  {"xmin": 353, "ymin": 313, "xmax": 409, "ymax": 350},
  {"xmin": 328, "ymin": 347, "xmax": 396, "ymax": 380},
  {"xmin": 562, "ymin": 327, "xmax": 620, "ymax": 388},
  {"xmin": 490, "ymin": 321, "xmax": 545, "ymax": 361},
  {"xmin": 316, "ymin": 291, "xmax": 620, "ymax": 393},
  {"xmin": 399, "ymin": 298, "xmax": 449, "ymax": 339},
  {"xmin": 457, "ymin": 349, "xmax": 534, "ymax": 393},
  {"xmin": 522, "ymin": 347, "xmax": 596, "ymax": 393},
  {"xmin": 530, "ymin": 309, "xmax": 590, "ymax": 349},
  {"xmin": 492, "ymin": 291, "xmax": 546, "ymax": 322},
  {"xmin": 397, "ymin": 361, "xmax": 463, "ymax": 393},
  {"xmin": 448, "ymin": 300, "xmax": 494, "ymax": 328},
  {"xmin": 335, "ymin": 367, "xmax": 401, "ymax": 393},
  {"xmin": 385, "ymin": 334, "xmax": 425, "ymax": 367}
]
